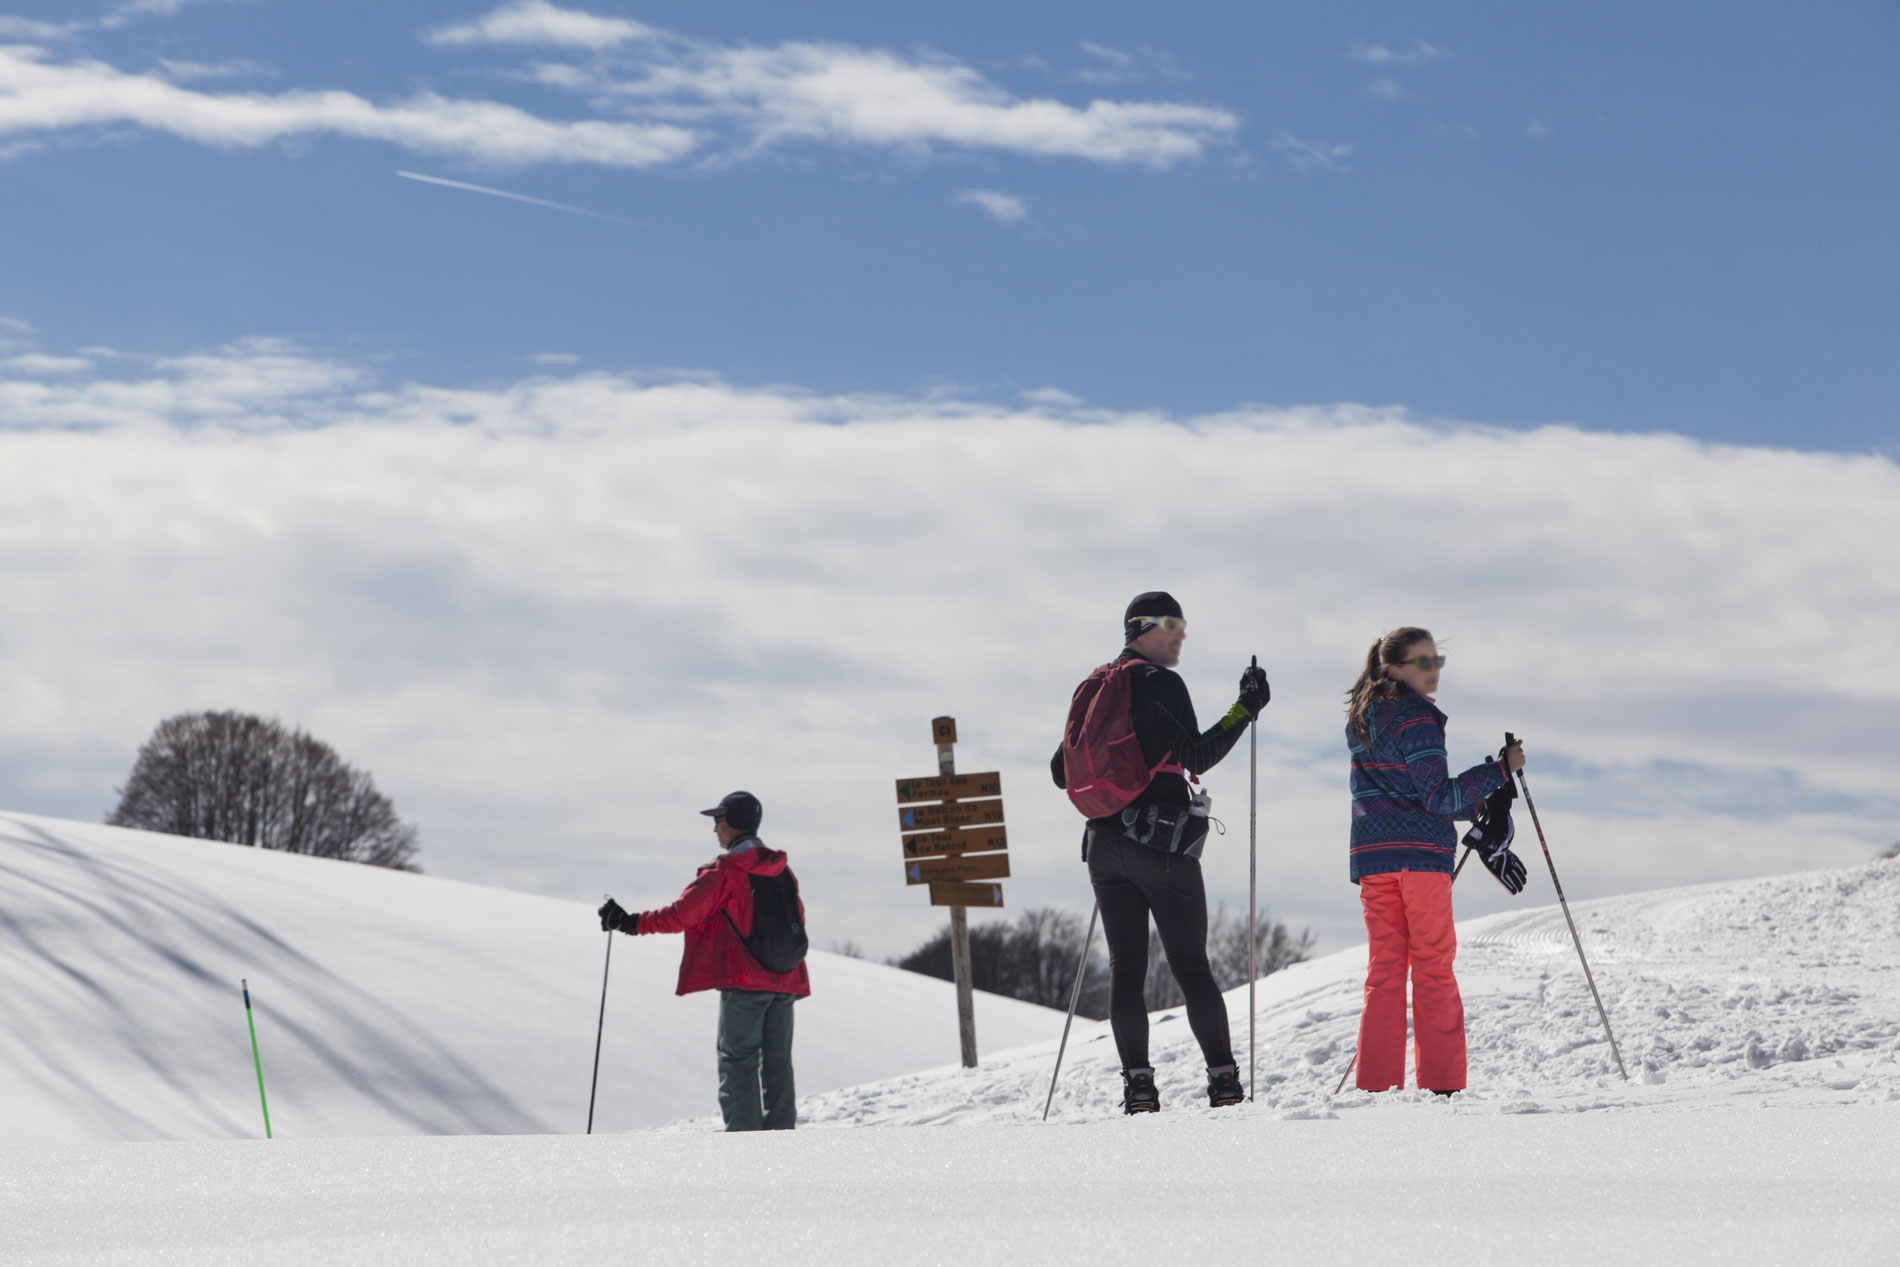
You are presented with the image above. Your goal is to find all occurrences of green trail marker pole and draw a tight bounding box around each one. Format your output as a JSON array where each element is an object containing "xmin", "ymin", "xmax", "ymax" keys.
[{"xmin": 241, "ymin": 979, "xmax": 273, "ymax": 1139}]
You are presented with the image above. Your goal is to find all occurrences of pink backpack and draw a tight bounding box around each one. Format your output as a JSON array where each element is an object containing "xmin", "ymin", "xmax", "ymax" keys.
[{"xmin": 1062, "ymin": 659, "xmax": 1185, "ymax": 818}]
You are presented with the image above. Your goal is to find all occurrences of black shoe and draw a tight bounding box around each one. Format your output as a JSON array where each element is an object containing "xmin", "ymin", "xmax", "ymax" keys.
[
  {"xmin": 1121, "ymin": 1067, "xmax": 1160, "ymax": 1115},
  {"xmin": 1431, "ymin": 1088, "xmax": 1457, "ymax": 1098},
  {"xmin": 1207, "ymin": 1064, "xmax": 1245, "ymax": 1107}
]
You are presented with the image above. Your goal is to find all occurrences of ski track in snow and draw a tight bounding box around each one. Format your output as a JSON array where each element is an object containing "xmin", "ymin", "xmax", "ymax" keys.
[{"xmin": 647, "ymin": 859, "xmax": 1900, "ymax": 1129}]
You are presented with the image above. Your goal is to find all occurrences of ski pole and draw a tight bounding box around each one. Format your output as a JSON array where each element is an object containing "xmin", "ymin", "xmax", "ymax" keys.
[
  {"xmin": 1041, "ymin": 899, "xmax": 1100, "ymax": 1121},
  {"xmin": 1508, "ymin": 733, "xmax": 1628, "ymax": 1082},
  {"xmin": 1333, "ymin": 1049, "xmax": 1356, "ymax": 1096},
  {"xmin": 1247, "ymin": 655, "xmax": 1258, "ymax": 1102},
  {"xmin": 1333, "ymin": 845, "xmax": 1475, "ymax": 1096},
  {"xmin": 587, "ymin": 907, "xmax": 615, "ymax": 1133},
  {"xmin": 241, "ymin": 979, "xmax": 272, "ymax": 1139}
]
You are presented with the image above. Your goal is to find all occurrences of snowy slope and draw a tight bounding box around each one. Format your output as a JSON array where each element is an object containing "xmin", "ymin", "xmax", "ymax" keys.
[
  {"xmin": 0, "ymin": 812, "xmax": 1062, "ymax": 1144},
  {"xmin": 4, "ymin": 828, "xmax": 1894, "ymax": 1264},
  {"xmin": 771, "ymin": 858, "xmax": 1900, "ymax": 1127}
]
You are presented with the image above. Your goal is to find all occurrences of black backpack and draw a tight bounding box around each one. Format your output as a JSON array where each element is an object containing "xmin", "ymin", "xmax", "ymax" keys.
[{"xmin": 724, "ymin": 869, "xmax": 809, "ymax": 974}]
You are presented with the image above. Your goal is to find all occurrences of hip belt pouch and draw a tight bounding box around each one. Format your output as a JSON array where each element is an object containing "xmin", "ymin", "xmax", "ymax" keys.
[{"xmin": 1119, "ymin": 801, "xmax": 1210, "ymax": 858}]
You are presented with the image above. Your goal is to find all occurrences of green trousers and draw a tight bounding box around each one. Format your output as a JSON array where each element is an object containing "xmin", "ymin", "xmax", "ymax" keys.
[{"xmin": 716, "ymin": 988, "xmax": 797, "ymax": 1131}]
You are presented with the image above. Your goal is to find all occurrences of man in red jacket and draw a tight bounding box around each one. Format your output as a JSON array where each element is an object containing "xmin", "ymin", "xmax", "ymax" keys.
[{"xmin": 598, "ymin": 791, "xmax": 811, "ymax": 1131}]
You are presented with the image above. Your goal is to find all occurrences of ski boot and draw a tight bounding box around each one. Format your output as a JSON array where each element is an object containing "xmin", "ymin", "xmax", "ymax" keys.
[
  {"xmin": 1121, "ymin": 1067, "xmax": 1160, "ymax": 1115},
  {"xmin": 1207, "ymin": 1064, "xmax": 1244, "ymax": 1108}
]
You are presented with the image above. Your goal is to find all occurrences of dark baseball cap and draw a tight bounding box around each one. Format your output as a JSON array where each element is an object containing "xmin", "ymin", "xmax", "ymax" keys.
[{"xmin": 700, "ymin": 790, "xmax": 762, "ymax": 833}]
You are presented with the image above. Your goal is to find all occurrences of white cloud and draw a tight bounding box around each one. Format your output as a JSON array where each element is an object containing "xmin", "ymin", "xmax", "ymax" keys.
[
  {"xmin": 1272, "ymin": 131, "xmax": 1353, "ymax": 172},
  {"xmin": 0, "ymin": 46, "xmax": 697, "ymax": 168},
  {"xmin": 0, "ymin": 315, "xmax": 34, "ymax": 353},
  {"xmin": 1350, "ymin": 39, "xmax": 1449, "ymax": 66},
  {"xmin": 542, "ymin": 36, "xmax": 1237, "ymax": 167},
  {"xmin": 0, "ymin": 23, "xmax": 1237, "ymax": 171},
  {"xmin": 425, "ymin": 1, "xmax": 651, "ymax": 50},
  {"xmin": 2, "ymin": 342, "xmax": 1895, "ymax": 955},
  {"xmin": 953, "ymin": 188, "xmax": 1027, "ymax": 222},
  {"xmin": 2, "ymin": 0, "xmax": 229, "ymax": 38},
  {"xmin": 1080, "ymin": 42, "xmax": 1134, "ymax": 68},
  {"xmin": 1366, "ymin": 77, "xmax": 1403, "ymax": 101},
  {"xmin": 1, "ymin": 353, "xmax": 90, "ymax": 373},
  {"xmin": 1074, "ymin": 41, "xmax": 1184, "ymax": 85},
  {"xmin": 530, "ymin": 352, "xmax": 580, "ymax": 365},
  {"xmin": 0, "ymin": 17, "xmax": 81, "ymax": 40},
  {"xmin": 1527, "ymin": 118, "xmax": 1552, "ymax": 139},
  {"xmin": 113, "ymin": 0, "xmax": 209, "ymax": 16},
  {"xmin": 1020, "ymin": 386, "xmax": 1082, "ymax": 406},
  {"xmin": 155, "ymin": 58, "xmax": 273, "ymax": 83}
]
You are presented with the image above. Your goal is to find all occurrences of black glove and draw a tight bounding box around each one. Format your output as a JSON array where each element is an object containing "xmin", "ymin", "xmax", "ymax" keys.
[
  {"xmin": 1237, "ymin": 664, "xmax": 1271, "ymax": 717},
  {"xmin": 1462, "ymin": 782, "xmax": 1527, "ymax": 896},
  {"xmin": 598, "ymin": 898, "xmax": 638, "ymax": 934}
]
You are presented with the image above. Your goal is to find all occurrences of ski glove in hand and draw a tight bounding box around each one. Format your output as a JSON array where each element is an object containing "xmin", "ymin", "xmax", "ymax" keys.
[
  {"xmin": 598, "ymin": 898, "xmax": 638, "ymax": 934},
  {"xmin": 1461, "ymin": 780, "xmax": 1527, "ymax": 896},
  {"xmin": 1237, "ymin": 664, "xmax": 1271, "ymax": 717}
]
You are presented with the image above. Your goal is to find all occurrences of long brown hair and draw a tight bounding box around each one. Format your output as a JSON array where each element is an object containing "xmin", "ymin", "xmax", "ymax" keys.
[{"xmin": 1345, "ymin": 626, "xmax": 1434, "ymax": 744}]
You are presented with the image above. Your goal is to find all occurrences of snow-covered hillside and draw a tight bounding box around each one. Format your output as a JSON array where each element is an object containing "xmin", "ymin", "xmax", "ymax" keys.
[
  {"xmin": 4, "ymin": 817, "xmax": 1895, "ymax": 1264},
  {"xmin": 776, "ymin": 858, "xmax": 1900, "ymax": 1127},
  {"xmin": 0, "ymin": 812, "xmax": 1061, "ymax": 1145}
]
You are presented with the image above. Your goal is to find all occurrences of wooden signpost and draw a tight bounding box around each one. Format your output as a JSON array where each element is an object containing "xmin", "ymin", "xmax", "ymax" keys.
[
  {"xmin": 897, "ymin": 799, "xmax": 1005, "ymax": 833},
  {"xmin": 904, "ymin": 853, "xmax": 1010, "ymax": 885},
  {"xmin": 896, "ymin": 715, "xmax": 1006, "ymax": 1068},
  {"xmin": 902, "ymin": 825, "xmax": 1008, "ymax": 858}
]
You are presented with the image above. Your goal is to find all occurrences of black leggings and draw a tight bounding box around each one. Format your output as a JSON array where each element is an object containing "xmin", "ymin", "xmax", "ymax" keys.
[{"xmin": 1087, "ymin": 831, "xmax": 1235, "ymax": 1071}]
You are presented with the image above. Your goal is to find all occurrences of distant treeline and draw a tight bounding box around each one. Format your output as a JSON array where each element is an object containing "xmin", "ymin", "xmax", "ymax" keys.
[{"xmin": 892, "ymin": 905, "xmax": 1314, "ymax": 1020}]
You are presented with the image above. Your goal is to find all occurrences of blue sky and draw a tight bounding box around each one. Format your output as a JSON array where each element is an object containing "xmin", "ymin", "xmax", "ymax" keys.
[
  {"xmin": 3, "ymin": 0, "xmax": 1894, "ymax": 449},
  {"xmin": 2, "ymin": 3, "xmax": 1897, "ymax": 957}
]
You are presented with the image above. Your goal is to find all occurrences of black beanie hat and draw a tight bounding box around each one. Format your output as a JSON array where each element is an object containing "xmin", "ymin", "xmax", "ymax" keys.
[{"xmin": 1123, "ymin": 591, "xmax": 1183, "ymax": 639}]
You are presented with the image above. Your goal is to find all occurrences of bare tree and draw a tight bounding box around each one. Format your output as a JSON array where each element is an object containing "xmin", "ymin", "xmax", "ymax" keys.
[
  {"xmin": 895, "ymin": 907, "xmax": 1111, "ymax": 1019},
  {"xmin": 108, "ymin": 711, "xmax": 419, "ymax": 871},
  {"xmin": 896, "ymin": 901, "xmax": 1314, "ymax": 1018}
]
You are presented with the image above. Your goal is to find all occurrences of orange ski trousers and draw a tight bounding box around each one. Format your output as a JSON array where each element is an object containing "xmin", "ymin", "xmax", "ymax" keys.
[{"xmin": 1356, "ymin": 869, "xmax": 1466, "ymax": 1092}]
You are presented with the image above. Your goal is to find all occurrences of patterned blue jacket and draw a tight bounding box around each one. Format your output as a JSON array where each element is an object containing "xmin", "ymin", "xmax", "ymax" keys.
[{"xmin": 1347, "ymin": 689, "xmax": 1506, "ymax": 882}]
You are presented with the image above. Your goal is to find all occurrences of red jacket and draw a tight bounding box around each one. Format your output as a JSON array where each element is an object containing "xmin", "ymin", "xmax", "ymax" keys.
[{"xmin": 636, "ymin": 841, "xmax": 812, "ymax": 997}]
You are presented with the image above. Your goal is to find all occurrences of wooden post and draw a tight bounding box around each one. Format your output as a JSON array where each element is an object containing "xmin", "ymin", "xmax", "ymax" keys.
[{"xmin": 934, "ymin": 716, "xmax": 979, "ymax": 1069}]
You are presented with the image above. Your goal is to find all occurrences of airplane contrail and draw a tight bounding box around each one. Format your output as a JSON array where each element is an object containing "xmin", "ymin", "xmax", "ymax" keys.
[{"xmin": 395, "ymin": 170, "xmax": 638, "ymax": 225}]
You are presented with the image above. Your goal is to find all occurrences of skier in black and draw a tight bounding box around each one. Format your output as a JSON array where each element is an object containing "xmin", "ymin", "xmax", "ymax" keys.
[{"xmin": 1052, "ymin": 591, "xmax": 1269, "ymax": 1112}]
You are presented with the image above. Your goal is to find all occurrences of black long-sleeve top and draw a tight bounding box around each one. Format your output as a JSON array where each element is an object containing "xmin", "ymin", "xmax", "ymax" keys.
[{"xmin": 1051, "ymin": 648, "xmax": 1250, "ymax": 826}]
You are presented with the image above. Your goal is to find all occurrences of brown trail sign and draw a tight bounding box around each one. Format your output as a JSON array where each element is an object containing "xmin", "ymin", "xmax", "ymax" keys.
[
  {"xmin": 895, "ymin": 772, "xmax": 1002, "ymax": 804},
  {"xmin": 897, "ymin": 799, "xmax": 1004, "ymax": 833},
  {"xmin": 896, "ymin": 715, "xmax": 1006, "ymax": 1069},
  {"xmin": 904, "ymin": 853, "xmax": 1010, "ymax": 885},
  {"xmin": 929, "ymin": 882, "xmax": 1005, "ymax": 908},
  {"xmin": 902, "ymin": 826, "xmax": 1008, "ymax": 858}
]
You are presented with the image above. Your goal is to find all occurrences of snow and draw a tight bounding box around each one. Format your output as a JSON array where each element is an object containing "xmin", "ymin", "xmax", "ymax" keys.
[
  {"xmin": 0, "ymin": 812, "xmax": 1061, "ymax": 1144},
  {"xmin": 4, "ymin": 811, "xmax": 1897, "ymax": 1263},
  {"xmin": 4, "ymin": 1109, "xmax": 1896, "ymax": 1263},
  {"xmin": 787, "ymin": 857, "xmax": 1900, "ymax": 1127}
]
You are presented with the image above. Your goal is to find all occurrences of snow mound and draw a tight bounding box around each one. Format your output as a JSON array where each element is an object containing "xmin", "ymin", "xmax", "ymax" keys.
[
  {"xmin": 0, "ymin": 812, "xmax": 1061, "ymax": 1145},
  {"xmin": 778, "ymin": 859, "xmax": 1900, "ymax": 1127}
]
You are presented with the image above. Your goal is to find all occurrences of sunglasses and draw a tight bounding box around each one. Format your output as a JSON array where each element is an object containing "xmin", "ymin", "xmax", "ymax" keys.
[
  {"xmin": 1130, "ymin": 615, "xmax": 1187, "ymax": 633},
  {"xmin": 1393, "ymin": 655, "xmax": 1447, "ymax": 671}
]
